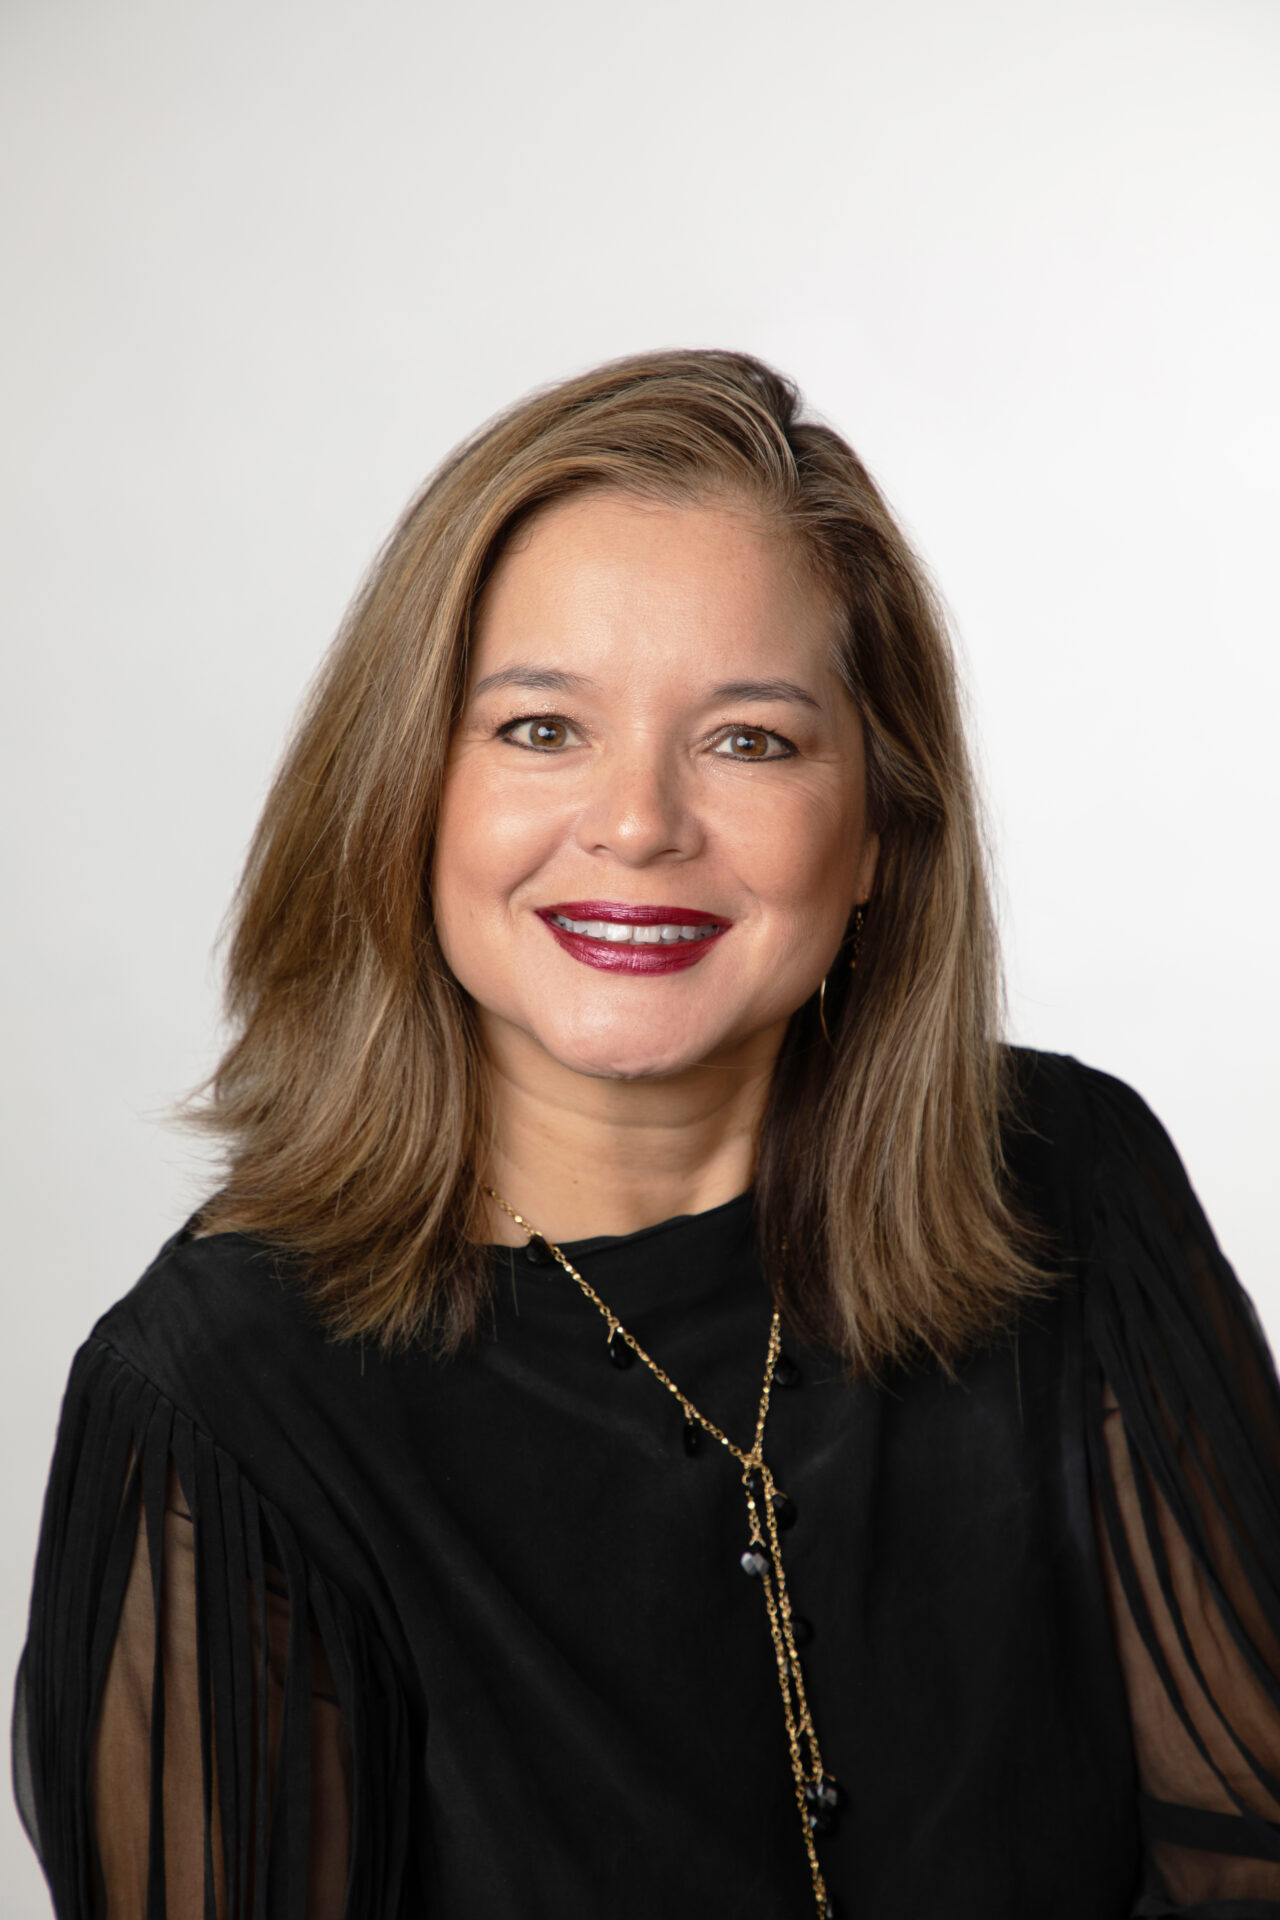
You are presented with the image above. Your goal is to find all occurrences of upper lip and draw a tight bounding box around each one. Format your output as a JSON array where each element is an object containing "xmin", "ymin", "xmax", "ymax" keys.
[{"xmin": 541, "ymin": 900, "xmax": 732, "ymax": 927}]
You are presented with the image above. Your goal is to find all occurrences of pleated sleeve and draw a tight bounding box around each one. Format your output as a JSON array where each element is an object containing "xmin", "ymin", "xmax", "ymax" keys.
[
  {"xmin": 13, "ymin": 1336, "xmax": 414, "ymax": 1918},
  {"xmin": 1080, "ymin": 1066, "xmax": 1280, "ymax": 1917}
]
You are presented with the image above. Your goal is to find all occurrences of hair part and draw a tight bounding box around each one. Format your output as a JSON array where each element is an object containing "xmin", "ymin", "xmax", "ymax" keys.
[{"xmin": 179, "ymin": 348, "xmax": 1045, "ymax": 1376}]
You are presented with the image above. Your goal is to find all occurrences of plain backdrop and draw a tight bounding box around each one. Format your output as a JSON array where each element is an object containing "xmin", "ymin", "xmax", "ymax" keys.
[{"xmin": 3, "ymin": 0, "xmax": 1277, "ymax": 1906}]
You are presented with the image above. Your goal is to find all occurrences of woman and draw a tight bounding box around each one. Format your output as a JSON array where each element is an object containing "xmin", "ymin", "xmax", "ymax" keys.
[{"xmin": 14, "ymin": 349, "xmax": 1280, "ymax": 1919}]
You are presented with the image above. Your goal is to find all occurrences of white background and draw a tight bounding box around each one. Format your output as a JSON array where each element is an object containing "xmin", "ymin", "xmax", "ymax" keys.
[{"xmin": 2, "ymin": 0, "xmax": 1277, "ymax": 1906}]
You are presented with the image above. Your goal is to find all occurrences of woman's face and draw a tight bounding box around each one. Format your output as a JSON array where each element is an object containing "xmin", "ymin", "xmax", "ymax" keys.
[{"xmin": 433, "ymin": 491, "xmax": 879, "ymax": 1089}]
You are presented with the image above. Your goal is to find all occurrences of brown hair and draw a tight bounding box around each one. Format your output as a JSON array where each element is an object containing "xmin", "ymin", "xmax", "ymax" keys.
[{"xmin": 181, "ymin": 348, "xmax": 1042, "ymax": 1375}]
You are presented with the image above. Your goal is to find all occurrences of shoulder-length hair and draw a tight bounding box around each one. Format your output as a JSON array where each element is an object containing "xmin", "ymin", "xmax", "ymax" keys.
[{"xmin": 182, "ymin": 348, "xmax": 1041, "ymax": 1375}]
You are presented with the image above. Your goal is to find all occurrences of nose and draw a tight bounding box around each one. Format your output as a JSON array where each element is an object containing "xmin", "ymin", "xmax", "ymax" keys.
[{"xmin": 573, "ymin": 736, "xmax": 703, "ymax": 867}]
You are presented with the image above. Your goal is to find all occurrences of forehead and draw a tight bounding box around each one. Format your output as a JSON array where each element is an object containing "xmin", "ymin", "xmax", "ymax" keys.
[{"xmin": 470, "ymin": 490, "xmax": 840, "ymax": 682}]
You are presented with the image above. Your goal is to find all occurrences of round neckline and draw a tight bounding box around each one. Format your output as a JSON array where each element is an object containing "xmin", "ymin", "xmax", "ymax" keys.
[
  {"xmin": 484, "ymin": 1187, "xmax": 760, "ymax": 1317},
  {"xmin": 481, "ymin": 1185, "xmax": 753, "ymax": 1259}
]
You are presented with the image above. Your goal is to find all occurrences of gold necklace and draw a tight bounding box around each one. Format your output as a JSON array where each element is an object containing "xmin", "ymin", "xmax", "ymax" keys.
[{"xmin": 486, "ymin": 1188, "xmax": 841, "ymax": 1919}]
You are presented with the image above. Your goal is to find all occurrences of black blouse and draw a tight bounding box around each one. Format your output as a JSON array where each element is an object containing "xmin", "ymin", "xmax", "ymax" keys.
[{"xmin": 13, "ymin": 1049, "xmax": 1280, "ymax": 1918}]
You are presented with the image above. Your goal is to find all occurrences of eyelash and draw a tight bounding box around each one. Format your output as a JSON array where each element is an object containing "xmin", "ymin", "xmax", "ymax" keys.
[{"xmin": 495, "ymin": 714, "xmax": 797, "ymax": 761}]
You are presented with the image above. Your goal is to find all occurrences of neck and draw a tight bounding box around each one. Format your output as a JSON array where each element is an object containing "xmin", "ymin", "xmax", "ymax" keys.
[{"xmin": 478, "ymin": 1018, "xmax": 783, "ymax": 1246}]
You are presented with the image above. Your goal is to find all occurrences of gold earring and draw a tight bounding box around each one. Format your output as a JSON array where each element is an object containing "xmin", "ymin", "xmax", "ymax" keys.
[
  {"xmin": 818, "ymin": 973, "xmax": 833, "ymax": 1047},
  {"xmin": 818, "ymin": 905, "xmax": 867, "ymax": 1049}
]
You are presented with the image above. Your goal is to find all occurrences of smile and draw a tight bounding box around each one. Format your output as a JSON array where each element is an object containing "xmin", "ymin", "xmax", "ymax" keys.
[
  {"xmin": 537, "ymin": 901, "xmax": 731, "ymax": 975},
  {"xmin": 548, "ymin": 915, "xmax": 719, "ymax": 944}
]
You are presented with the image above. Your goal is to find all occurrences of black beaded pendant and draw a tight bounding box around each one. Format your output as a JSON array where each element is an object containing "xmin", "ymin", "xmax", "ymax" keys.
[
  {"xmin": 682, "ymin": 1418, "xmax": 702, "ymax": 1456},
  {"xmin": 773, "ymin": 1352, "xmax": 801, "ymax": 1388},
  {"xmin": 740, "ymin": 1543, "xmax": 771, "ymax": 1578},
  {"xmin": 607, "ymin": 1327, "xmax": 636, "ymax": 1370},
  {"xmin": 805, "ymin": 1775, "xmax": 845, "ymax": 1836},
  {"xmin": 524, "ymin": 1233, "xmax": 553, "ymax": 1266},
  {"xmin": 771, "ymin": 1491, "xmax": 798, "ymax": 1531}
]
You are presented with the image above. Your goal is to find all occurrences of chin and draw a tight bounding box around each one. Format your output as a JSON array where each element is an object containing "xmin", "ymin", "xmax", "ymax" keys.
[
  {"xmin": 541, "ymin": 1017, "xmax": 728, "ymax": 1083},
  {"xmin": 551, "ymin": 1041, "xmax": 703, "ymax": 1082}
]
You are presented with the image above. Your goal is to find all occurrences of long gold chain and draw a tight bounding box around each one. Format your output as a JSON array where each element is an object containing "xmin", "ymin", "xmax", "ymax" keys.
[{"xmin": 486, "ymin": 1189, "xmax": 839, "ymax": 1919}]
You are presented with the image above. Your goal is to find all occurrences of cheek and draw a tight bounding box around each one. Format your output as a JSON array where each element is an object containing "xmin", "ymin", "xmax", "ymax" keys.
[
  {"xmin": 433, "ymin": 759, "xmax": 558, "ymax": 926},
  {"xmin": 728, "ymin": 783, "xmax": 864, "ymax": 929}
]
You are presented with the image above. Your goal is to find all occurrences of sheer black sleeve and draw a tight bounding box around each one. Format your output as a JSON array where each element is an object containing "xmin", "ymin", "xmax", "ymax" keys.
[
  {"xmin": 13, "ymin": 1337, "xmax": 414, "ymax": 1917},
  {"xmin": 1080, "ymin": 1066, "xmax": 1280, "ymax": 1917}
]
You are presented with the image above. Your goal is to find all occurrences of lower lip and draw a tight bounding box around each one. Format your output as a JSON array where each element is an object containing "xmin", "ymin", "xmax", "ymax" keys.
[{"xmin": 540, "ymin": 918, "xmax": 728, "ymax": 974}]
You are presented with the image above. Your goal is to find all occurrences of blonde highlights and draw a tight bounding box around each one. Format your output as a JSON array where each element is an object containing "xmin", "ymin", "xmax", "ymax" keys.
[{"xmin": 181, "ymin": 349, "xmax": 1041, "ymax": 1374}]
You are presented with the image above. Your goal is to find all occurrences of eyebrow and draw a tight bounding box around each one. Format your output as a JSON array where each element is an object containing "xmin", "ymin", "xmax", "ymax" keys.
[
  {"xmin": 469, "ymin": 666, "xmax": 821, "ymax": 710},
  {"xmin": 709, "ymin": 678, "xmax": 822, "ymax": 711},
  {"xmin": 469, "ymin": 666, "xmax": 600, "ymax": 700}
]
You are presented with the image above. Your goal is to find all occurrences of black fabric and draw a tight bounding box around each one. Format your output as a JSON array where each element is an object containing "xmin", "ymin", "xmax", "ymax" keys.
[{"xmin": 12, "ymin": 1048, "xmax": 1280, "ymax": 1917}]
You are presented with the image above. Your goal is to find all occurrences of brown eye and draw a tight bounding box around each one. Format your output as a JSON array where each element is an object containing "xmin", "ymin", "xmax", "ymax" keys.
[
  {"xmin": 502, "ymin": 716, "xmax": 576, "ymax": 751},
  {"xmin": 713, "ymin": 727, "xmax": 792, "ymax": 761}
]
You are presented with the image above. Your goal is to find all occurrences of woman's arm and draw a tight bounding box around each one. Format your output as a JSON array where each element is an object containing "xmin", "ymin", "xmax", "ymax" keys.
[
  {"xmin": 15, "ymin": 1338, "xmax": 412, "ymax": 1918},
  {"xmin": 1080, "ymin": 1065, "xmax": 1280, "ymax": 1914}
]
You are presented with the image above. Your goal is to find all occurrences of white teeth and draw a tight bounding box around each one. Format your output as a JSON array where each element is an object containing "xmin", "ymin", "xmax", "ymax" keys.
[{"xmin": 548, "ymin": 914, "xmax": 722, "ymax": 944}]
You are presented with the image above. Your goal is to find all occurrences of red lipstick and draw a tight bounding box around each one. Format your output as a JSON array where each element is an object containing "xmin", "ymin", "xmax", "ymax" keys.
[{"xmin": 537, "ymin": 901, "xmax": 732, "ymax": 975}]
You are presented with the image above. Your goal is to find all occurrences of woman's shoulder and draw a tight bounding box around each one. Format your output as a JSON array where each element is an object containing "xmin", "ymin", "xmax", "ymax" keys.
[
  {"xmin": 999, "ymin": 1043, "xmax": 1183, "ymax": 1201},
  {"xmin": 999, "ymin": 1044, "xmax": 1251, "ymax": 1324},
  {"xmin": 994, "ymin": 1043, "xmax": 1235, "ymax": 1305},
  {"xmin": 88, "ymin": 1218, "xmax": 337, "ymax": 1441},
  {"xmin": 1001, "ymin": 1041, "xmax": 1163, "ymax": 1139},
  {"xmin": 76, "ymin": 1220, "xmax": 421, "ymax": 1635}
]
